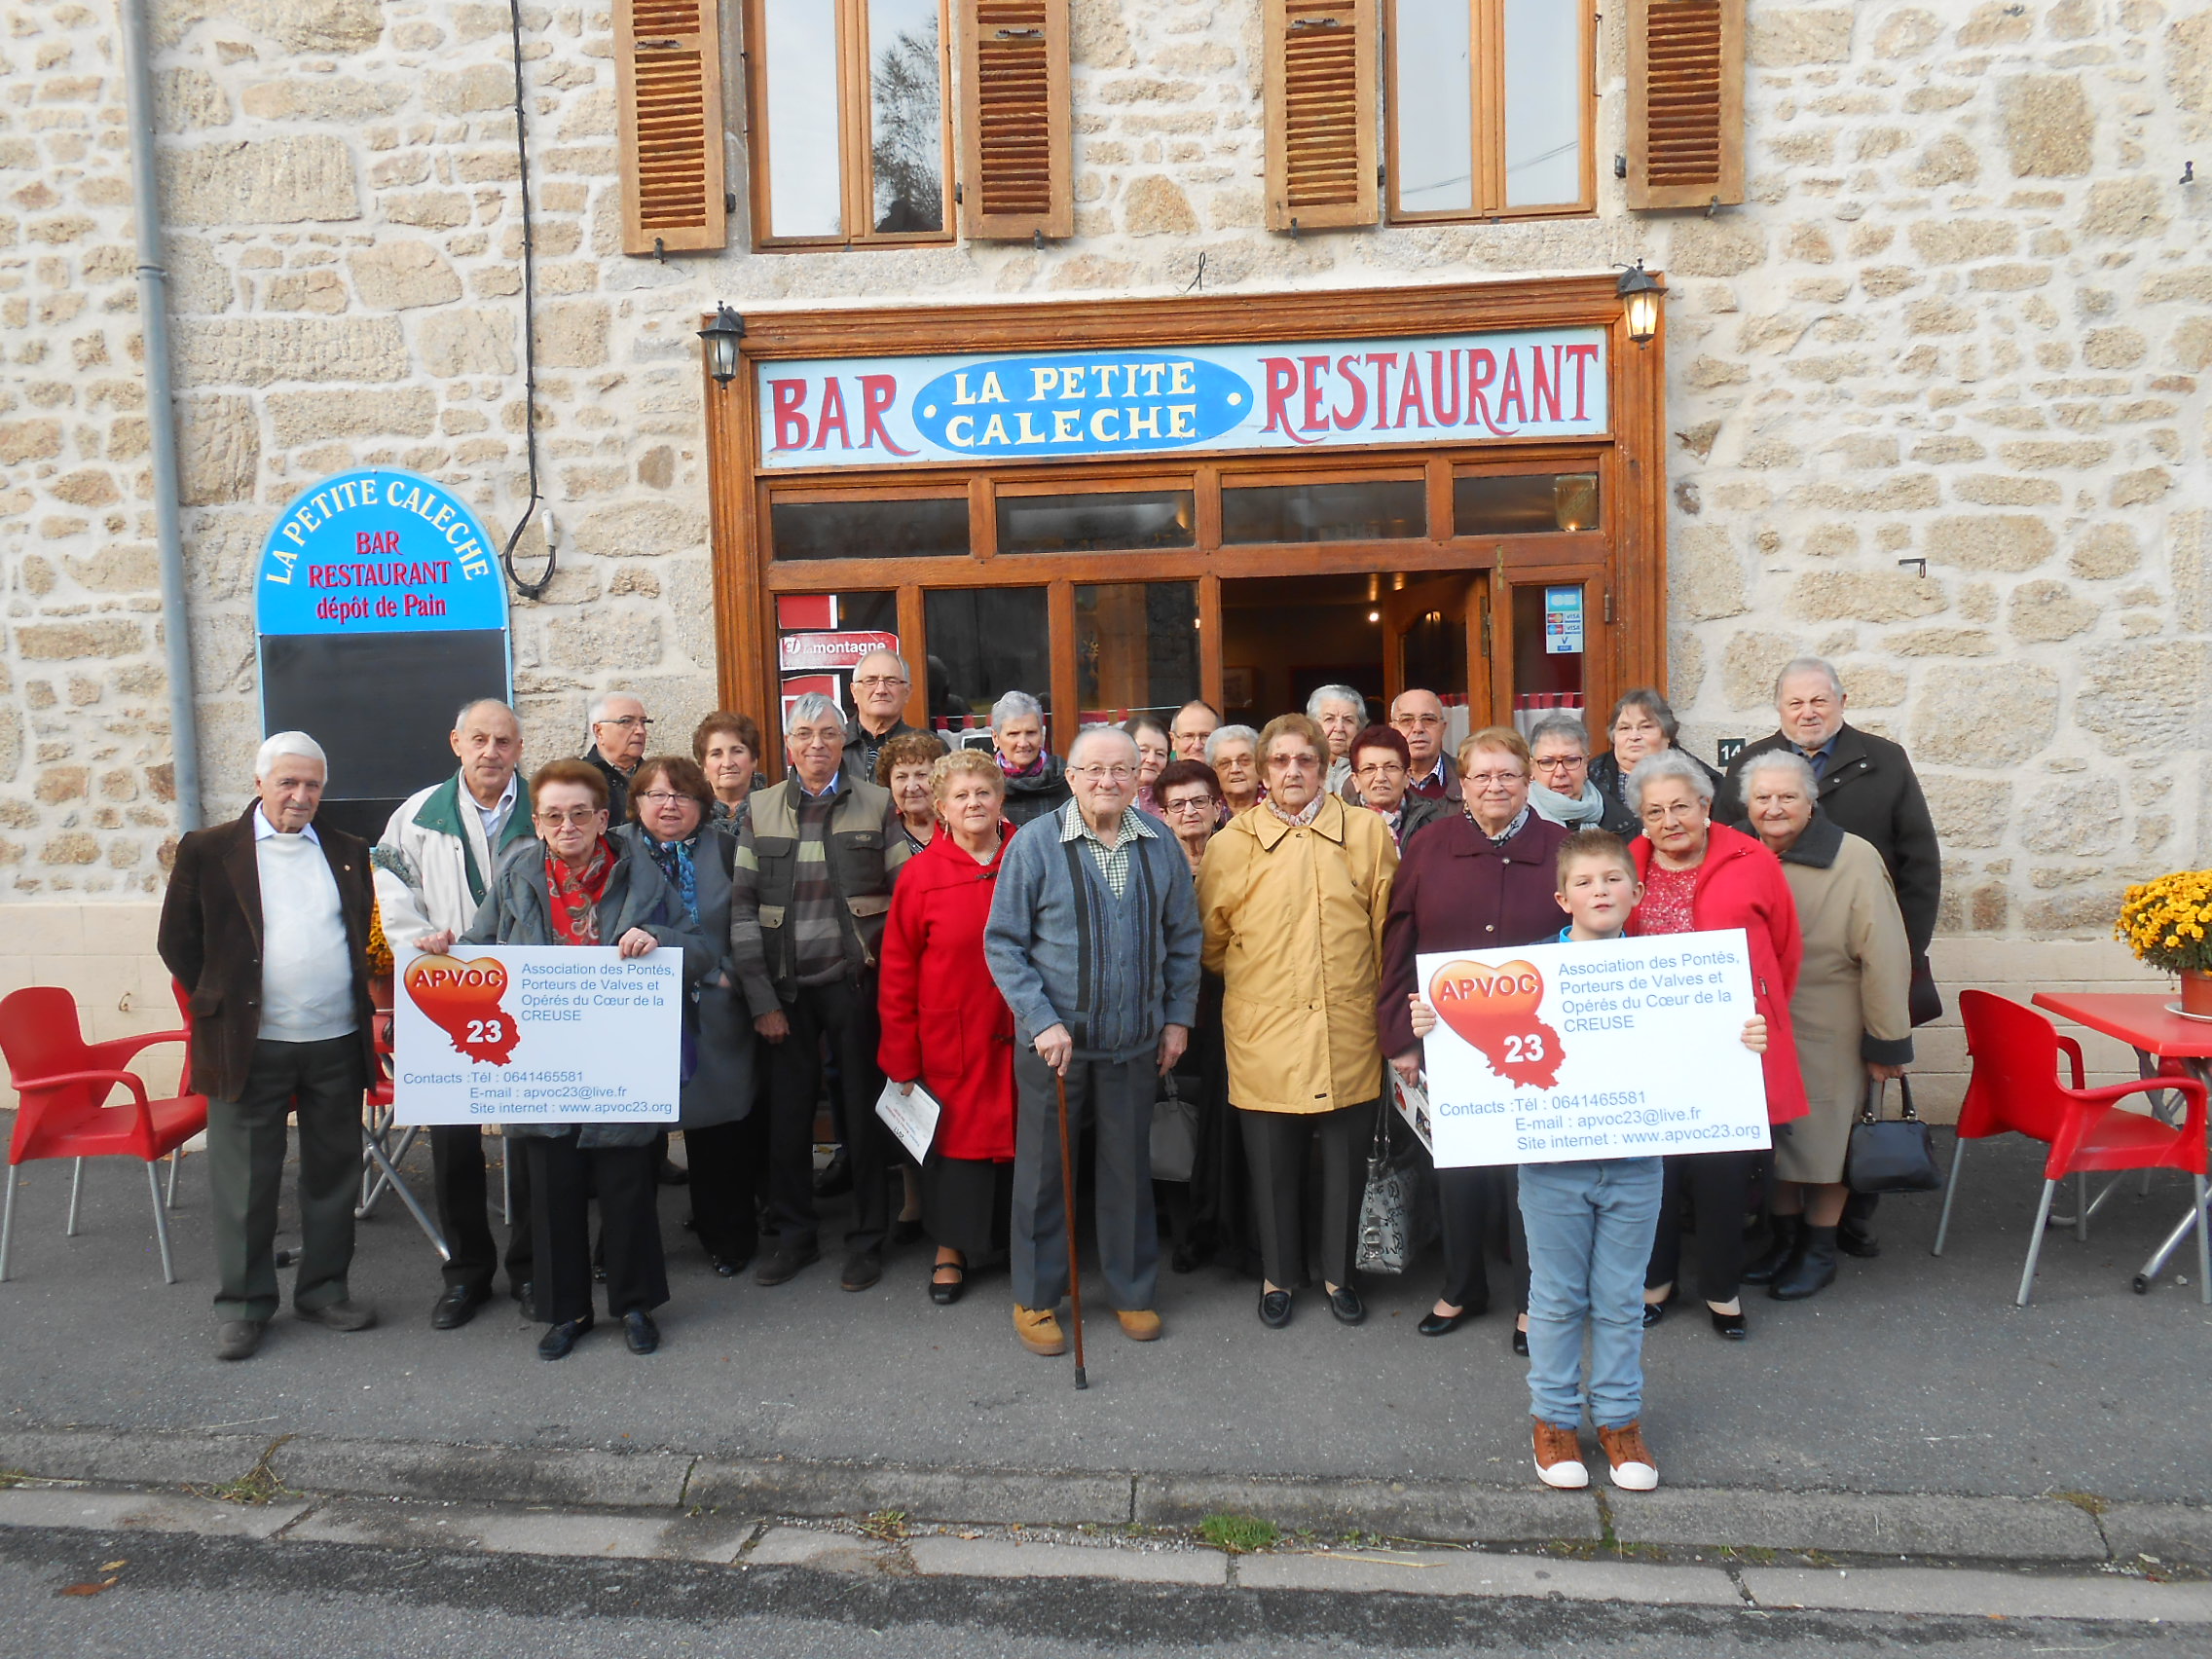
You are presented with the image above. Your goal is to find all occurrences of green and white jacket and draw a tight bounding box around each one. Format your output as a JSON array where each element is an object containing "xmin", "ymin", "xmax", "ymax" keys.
[{"xmin": 372, "ymin": 771, "xmax": 535, "ymax": 949}]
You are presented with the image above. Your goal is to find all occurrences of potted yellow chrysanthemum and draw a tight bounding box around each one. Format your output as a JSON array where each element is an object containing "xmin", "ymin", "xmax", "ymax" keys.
[{"xmin": 2116, "ymin": 869, "xmax": 2212, "ymax": 1018}]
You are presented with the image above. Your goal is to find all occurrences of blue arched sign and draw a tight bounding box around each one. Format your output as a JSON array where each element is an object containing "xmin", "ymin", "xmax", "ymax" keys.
[{"xmin": 254, "ymin": 469, "xmax": 514, "ymax": 842}]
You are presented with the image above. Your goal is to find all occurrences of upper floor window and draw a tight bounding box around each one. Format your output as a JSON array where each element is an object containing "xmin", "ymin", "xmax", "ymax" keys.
[
  {"xmin": 1386, "ymin": 0, "xmax": 1593, "ymax": 221},
  {"xmin": 745, "ymin": 0, "xmax": 954, "ymax": 246}
]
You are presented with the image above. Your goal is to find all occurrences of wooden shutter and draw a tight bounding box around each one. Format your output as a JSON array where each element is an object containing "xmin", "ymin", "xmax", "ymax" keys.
[
  {"xmin": 616, "ymin": 0, "xmax": 727, "ymax": 254},
  {"xmin": 1264, "ymin": 0, "xmax": 1377, "ymax": 232},
  {"xmin": 1626, "ymin": 0, "xmax": 1744, "ymax": 210},
  {"xmin": 959, "ymin": 0, "xmax": 1072, "ymax": 240}
]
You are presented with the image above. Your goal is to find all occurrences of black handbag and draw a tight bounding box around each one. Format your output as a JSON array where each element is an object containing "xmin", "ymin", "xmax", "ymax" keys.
[
  {"xmin": 1149, "ymin": 1072, "xmax": 1198, "ymax": 1184},
  {"xmin": 1844, "ymin": 1075, "xmax": 1943, "ymax": 1195}
]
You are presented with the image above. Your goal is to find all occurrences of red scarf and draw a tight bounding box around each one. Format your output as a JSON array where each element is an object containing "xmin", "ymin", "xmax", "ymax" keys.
[{"xmin": 544, "ymin": 838, "xmax": 614, "ymax": 945}]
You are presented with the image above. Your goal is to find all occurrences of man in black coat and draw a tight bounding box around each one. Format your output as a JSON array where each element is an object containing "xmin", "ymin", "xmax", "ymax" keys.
[
  {"xmin": 158, "ymin": 732, "xmax": 381, "ymax": 1361},
  {"xmin": 1718, "ymin": 658, "xmax": 1943, "ymax": 1257}
]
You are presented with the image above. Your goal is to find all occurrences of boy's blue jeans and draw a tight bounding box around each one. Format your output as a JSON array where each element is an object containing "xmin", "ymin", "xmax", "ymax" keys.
[{"xmin": 1518, "ymin": 1157, "xmax": 1664, "ymax": 1430}]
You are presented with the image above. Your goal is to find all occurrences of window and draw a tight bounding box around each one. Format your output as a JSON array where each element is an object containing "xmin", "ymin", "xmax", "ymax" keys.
[
  {"xmin": 746, "ymin": 0, "xmax": 953, "ymax": 246},
  {"xmin": 1453, "ymin": 471, "xmax": 1600, "ymax": 535},
  {"xmin": 1222, "ymin": 478, "xmax": 1426, "ymax": 543},
  {"xmin": 1077, "ymin": 582, "xmax": 1199, "ymax": 721},
  {"xmin": 926, "ymin": 588, "xmax": 1051, "ymax": 727},
  {"xmin": 1387, "ymin": 0, "xmax": 1594, "ymax": 221},
  {"xmin": 998, "ymin": 490, "xmax": 1196, "ymax": 554},
  {"xmin": 770, "ymin": 495, "xmax": 970, "ymax": 559}
]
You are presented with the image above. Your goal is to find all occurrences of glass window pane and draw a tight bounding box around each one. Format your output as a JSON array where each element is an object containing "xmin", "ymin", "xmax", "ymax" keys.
[
  {"xmin": 1076, "ymin": 582, "xmax": 1198, "ymax": 724},
  {"xmin": 1393, "ymin": 0, "xmax": 1475, "ymax": 213},
  {"xmin": 999, "ymin": 490, "xmax": 1196, "ymax": 554},
  {"xmin": 775, "ymin": 591, "xmax": 900, "ymax": 726},
  {"xmin": 1503, "ymin": 0, "xmax": 1582, "ymax": 207},
  {"xmin": 1221, "ymin": 479, "xmax": 1426, "ymax": 543},
  {"xmin": 866, "ymin": 0, "xmax": 945, "ymax": 233},
  {"xmin": 765, "ymin": 0, "xmax": 844, "ymax": 239},
  {"xmin": 770, "ymin": 498, "xmax": 970, "ymax": 560},
  {"xmin": 925, "ymin": 588, "xmax": 1051, "ymax": 730},
  {"xmin": 1453, "ymin": 471, "xmax": 1600, "ymax": 535}
]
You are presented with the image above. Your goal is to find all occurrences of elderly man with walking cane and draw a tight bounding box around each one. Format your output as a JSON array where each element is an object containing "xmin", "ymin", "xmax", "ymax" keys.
[{"xmin": 983, "ymin": 726, "xmax": 1201, "ymax": 1360}]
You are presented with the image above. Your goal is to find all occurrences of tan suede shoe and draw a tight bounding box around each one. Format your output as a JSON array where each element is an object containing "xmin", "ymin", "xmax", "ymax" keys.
[
  {"xmin": 1115, "ymin": 1309, "xmax": 1162, "ymax": 1342},
  {"xmin": 1014, "ymin": 1304, "xmax": 1067, "ymax": 1356}
]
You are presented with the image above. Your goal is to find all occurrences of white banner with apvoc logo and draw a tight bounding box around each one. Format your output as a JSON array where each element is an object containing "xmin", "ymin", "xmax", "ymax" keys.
[
  {"xmin": 756, "ymin": 327, "xmax": 1609, "ymax": 469},
  {"xmin": 1414, "ymin": 931, "xmax": 1770, "ymax": 1168}
]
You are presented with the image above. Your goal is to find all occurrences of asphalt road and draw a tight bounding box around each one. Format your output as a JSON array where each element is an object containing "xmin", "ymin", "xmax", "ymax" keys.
[
  {"xmin": 2, "ymin": 1523, "xmax": 2199, "ymax": 1659},
  {"xmin": 2, "ymin": 1124, "xmax": 2208, "ymax": 1500}
]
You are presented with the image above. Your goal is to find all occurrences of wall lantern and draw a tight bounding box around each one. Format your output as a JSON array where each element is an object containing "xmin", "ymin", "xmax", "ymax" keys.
[
  {"xmin": 698, "ymin": 304, "xmax": 745, "ymax": 385},
  {"xmin": 1615, "ymin": 262, "xmax": 1666, "ymax": 347}
]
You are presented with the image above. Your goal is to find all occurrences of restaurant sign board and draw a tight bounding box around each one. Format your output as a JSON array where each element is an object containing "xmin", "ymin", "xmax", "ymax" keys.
[{"xmin": 756, "ymin": 327, "xmax": 1608, "ymax": 470}]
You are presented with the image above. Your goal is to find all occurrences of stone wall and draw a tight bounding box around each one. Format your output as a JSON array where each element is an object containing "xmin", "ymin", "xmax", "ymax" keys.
[{"xmin": 2, "ymin": 1, "xmax": 2207, "ymax": 1028}]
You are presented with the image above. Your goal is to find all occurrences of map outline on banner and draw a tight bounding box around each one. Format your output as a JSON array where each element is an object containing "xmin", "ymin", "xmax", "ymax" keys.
[{"xmin": 1415, "ymin": 929, "xmax": 1770, "ymax": 1168}]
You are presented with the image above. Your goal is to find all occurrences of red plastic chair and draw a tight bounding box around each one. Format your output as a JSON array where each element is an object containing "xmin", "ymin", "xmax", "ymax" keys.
[
  {"xmin": 1936, "ymin": 990, "xmax": 2210, "ymax": 1306},
  {"xmin": 0, "ymin": 985, "xmax": 207, "ymax": 1285}
]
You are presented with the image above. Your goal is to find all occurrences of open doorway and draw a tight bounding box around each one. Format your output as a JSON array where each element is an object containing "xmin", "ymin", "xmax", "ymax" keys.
[{"xmin": 1218, "ymin": 571, "xmax": 1485, "ymax": 728}]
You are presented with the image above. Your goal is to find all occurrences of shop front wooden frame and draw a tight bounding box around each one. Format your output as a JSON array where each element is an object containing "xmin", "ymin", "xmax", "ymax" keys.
[{"xmin": 704, "ymin": 276, "xmax": 1668, "ymax": 765}]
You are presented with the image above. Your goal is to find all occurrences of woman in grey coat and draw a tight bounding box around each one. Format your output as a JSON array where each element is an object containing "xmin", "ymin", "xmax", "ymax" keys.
[
  {"xmin": 616, "ymin": 755, "xmax": 760, "ymax": 1278},
  {"xmin": 458, "ymin": 757, "xmax": 711, "ymax": 1360}
]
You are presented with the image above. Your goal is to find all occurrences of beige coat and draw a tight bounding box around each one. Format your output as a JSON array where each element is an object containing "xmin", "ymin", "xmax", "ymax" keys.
[
  {"xmin": 1775, "ymin": 820, "xmax": 1916, "ymax": 1185},
  {"xmin": 1198, "ymin": 794, "xmax": 1397, "ymax": 1115}
]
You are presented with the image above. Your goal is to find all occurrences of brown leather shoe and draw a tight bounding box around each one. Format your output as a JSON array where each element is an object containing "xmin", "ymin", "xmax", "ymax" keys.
[
  {"xmin": 1014, "ymin": 1304, "xmax": 1066, "ymax": 1356},
  {"xmin": 1115, "ymin": 1309, "xmax": 1162, "ymax": 1342},
  {"xmin": 1531, "ymin": 1418, "xmax": 1589, "ymax": 1490},
  {"xmin": 1596, "ymin": 1421, "xmax": 1659, "ymax": 1491}
]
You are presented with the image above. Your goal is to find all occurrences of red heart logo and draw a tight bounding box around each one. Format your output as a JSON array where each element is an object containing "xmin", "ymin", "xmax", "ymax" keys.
[
  {"xmin": 1425, "ymin": 957, "xmax": 1563, "ymax": 1088},
  {"xmin": 404, "ymin": 954, "xmax": 517, "ymax": 1065}
]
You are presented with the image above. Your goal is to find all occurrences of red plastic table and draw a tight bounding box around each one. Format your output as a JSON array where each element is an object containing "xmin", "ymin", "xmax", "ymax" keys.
[{"xmin": 2032, "ymin": 991, "xmax": 2212, "ymax": 1293}]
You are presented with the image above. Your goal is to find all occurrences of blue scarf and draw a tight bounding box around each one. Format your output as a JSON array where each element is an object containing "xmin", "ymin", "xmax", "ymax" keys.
[{"xmin": 646, "ymin": 834, "xmax": 700, "ymax": 925}]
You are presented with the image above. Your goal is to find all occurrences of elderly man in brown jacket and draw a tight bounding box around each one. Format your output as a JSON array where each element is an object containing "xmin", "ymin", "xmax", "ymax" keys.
[{"xmin": 158, "ymin": 731, "xmax": 380, "ymax": 1361}]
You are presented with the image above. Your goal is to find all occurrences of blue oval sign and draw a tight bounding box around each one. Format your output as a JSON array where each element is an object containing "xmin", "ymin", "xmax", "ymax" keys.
[
  {"xmin": 908, "ymin": 352, "xmax": 1248, "ymax": 459},
  {"xmin": 255, "ymin": 468, "xmax": 509, "ymax": 637}
]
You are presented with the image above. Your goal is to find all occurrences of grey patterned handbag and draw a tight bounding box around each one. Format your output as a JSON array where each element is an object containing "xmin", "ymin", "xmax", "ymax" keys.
[{"xmin": 1356, "ymin": 1096, "xmax": 1417, "ymax": 1275}]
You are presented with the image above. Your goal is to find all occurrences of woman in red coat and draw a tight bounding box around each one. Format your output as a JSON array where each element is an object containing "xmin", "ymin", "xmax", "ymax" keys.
[
  {"xmin": 1626, "ymin": 751, "xmax": 1807, "ymax": 1342},
  {"xmin": 878, "ymin": 749, "xmax": 1019, "ymax": 1306}
]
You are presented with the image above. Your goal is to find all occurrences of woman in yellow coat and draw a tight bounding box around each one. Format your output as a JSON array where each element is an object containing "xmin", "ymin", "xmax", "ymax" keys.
[{"xmin": 1198, "ymin": 713, "xmax": 1398, "ymax": 1329}]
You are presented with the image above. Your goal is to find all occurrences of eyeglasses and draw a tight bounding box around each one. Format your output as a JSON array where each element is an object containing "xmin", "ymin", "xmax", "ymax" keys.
[
  {"xmin": 1070, "ymin": 764, "xmax": 1137, "ymax": 781},
  {"xmin": 852, "ymin": 675, "xmax": 908, "ymax": 689},
  {"xmin": 1394, "ymin": 714, "xmax": 1445, "ymax": 728},
  {"xmin": 1270, "ymin": 754, "xmax": 1321, "ymax": 771},
  {"xmin": 636, "ymin": 791, "xmax": 692, "ymax": 806},
  {"xmin": 1464, "ymin": 771, "xmax": 1529, "ymax": 788},
  {"xmin": 1161, "ymin": 796, "xmax": 1215, "ymax": 815},
  {"xmin": 1352, "ymin": 760, "xmax": 1406, "ymax": 781},
  {"xmin": 598, "ymin": 715, "xmax": 651, "ymax": 729},
  {"xmin": 1531, "ymin": 755, "xmax": 1586, "ymax": 772},
  {"xmin": 535, "ymin": 808, "xmax": 601, "ymax": 827}
]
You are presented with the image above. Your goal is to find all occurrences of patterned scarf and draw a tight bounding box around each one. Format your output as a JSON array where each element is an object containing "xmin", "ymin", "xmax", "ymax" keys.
[
  {"xmin": 544, "ymin": 838, "xmax": 614, "ymax": 945},
  {"xmin": 646, "ymin": 833, "xmax": 700, "ymax": 926},
  {"xmin": 996, "ymin": 752, "xmax": 1046, "ymax": 779}
]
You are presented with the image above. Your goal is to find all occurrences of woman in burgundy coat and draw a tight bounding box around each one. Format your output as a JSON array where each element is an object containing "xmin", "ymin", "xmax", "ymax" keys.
[
  {"xmin": 878, "ymin": 750, "xmax": 1019, "ymax": 1306},
  {"xmin": 1379, "ymin": 726, "xmax": 1571, "ymax": 1351},
  {"xmin": 1625, "ymin": 750, "xmax": 1808, "ymax": 1341}
]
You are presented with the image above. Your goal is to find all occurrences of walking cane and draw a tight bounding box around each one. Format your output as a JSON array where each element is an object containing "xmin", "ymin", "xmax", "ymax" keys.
[{"xmin": 1053, "ymin": 1071, "xmax": 1088, "ymax": 1389}]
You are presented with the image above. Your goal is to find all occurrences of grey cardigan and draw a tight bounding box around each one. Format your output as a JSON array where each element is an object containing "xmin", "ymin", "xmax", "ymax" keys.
[
  {"xmin": 982, "ymin": 803, "xmax": 1200, "ymax": 1064},
  {"xmin": 461, "ymin": 837, "xmax": 712, "ymax": 1147},
  {"xmin": 613, "ymin": 822, "xmax": 755, "ymax": 1129}
]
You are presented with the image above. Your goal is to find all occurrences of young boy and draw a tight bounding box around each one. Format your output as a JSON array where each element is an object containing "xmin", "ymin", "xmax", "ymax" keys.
[{"xmin": 1411, "ymin": 829, "xmax": 1766, "ymax": 1493}]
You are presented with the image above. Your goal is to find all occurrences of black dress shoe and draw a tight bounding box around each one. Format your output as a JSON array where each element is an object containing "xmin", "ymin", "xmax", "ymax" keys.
[
  {"xmin": 1258, "ymin": 1288, "xmax": 1293, "ymax": 1328},
  {"xmin": 1836, "ymin": 1217, "xmax": 1881, "ymax": 1259},
  {"xmin": 1709, "ymin": 1305, "xmax": 1749, "ymax": 1340},
  {"xmin": 755, "ymin": 1245, "xmax": 820, "ymax": 1287},
  {"xmin": 1327, "ymin": 1285, "xmax": 1365, "ymax": 1326},
  {"xmin": 1770, "ymin": 1226, "xmax": 1839, "ymax": 1301},
  {"xmin": 431, "ymin": 1285, "xmax": 491, "ymax": 1330},
  {"xmin": 1742, "ymin": 1216, "xmax": 1803, "ymax": 1286},
  {"xmin": 839, "ymin": 1247, "xmax": 884, "ymax": 1292},
  {"xmin": 929, "ymin": 1263, "xmax": 966, "ymax": 1306},
  {"xmin": 812, "ymin": 1147, "xmax": 852, "ymax": 1198},
  {"xmin": 513, "ymin": 1280, "xmax": 535, "ymax": 1320},
  {"xmin": 622, "ymin": 1309, "xmax": 659, "ymax": 1354},
  {"xmin": 1417, "ymin": 1309, "xmax": 1464, "ymax": 1338},
  {"xmin": 1641, "ymin": 1295, "xmax": 1673, "ymax": 1329},
  {"xmin": 537, "ymin": 1314, "xmax": 594, "ymax": 1361},
  {"xmin": 710, "ymin": 1257, "xmax": 744, "ymax": 1278},
  {"xmin": 1511, "ymin": 1324, "xmax": 1530, "ymax": 1357}
]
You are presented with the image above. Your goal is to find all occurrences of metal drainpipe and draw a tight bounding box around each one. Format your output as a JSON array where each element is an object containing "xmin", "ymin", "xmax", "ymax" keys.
[{"xmin": 119, "ymin": 0, "xmax": 203, "ymax": 832}]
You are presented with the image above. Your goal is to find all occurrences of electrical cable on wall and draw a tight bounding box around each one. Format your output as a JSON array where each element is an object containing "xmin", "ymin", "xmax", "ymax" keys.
[{"xmin": 499, "ymin": 0, "xmax": 553, "ymax": 600}]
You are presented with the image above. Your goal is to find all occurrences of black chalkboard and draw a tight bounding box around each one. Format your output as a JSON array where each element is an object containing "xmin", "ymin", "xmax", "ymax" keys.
[{"xmin": 259, "ymin": 630, "xmax": 511, "ymax": 844}]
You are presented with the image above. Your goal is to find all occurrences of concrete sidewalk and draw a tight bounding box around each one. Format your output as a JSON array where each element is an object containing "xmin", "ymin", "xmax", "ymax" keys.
[{"xmin": 1, "ymin": 1120, "xmax": 2207, "ymax": 1531}]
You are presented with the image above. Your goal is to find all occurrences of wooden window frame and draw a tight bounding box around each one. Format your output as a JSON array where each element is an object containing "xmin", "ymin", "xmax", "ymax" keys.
[
  {"xmin": 742, "ymin": 0, "xmax": 957, "ymax": 252},
  {"xmin": 1383, "ymin": 0, "xmax": 1598, "ymax": 225},
  {"xmin": 705, "ymin": 277, "xmax": 1666, "ymax": 765}
]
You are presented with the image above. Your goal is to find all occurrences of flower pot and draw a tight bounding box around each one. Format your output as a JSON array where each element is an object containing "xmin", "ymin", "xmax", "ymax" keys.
[{"xmin": 2183, "ymin": 971, "xmax": 2212, "ymax": 1019}]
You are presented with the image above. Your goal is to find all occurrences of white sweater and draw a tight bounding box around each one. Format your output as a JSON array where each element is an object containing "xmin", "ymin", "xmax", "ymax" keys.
[{"xmin": 256, "ymin": 822, "xmax": 357, "ymax": 1043}]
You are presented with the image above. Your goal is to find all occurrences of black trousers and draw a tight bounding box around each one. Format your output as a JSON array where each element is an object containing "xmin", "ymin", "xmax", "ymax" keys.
[
  {"xmin": 685, "ymin": 1114, "xmax": 765, "ymax": 1268},
  {"xmin": 1644, "ymin": 1148, "xmax": 1760, "ymax": 1304},
  {"xmin": 764, "ymin": 977, "xmax": 889, "ymax": 1256},
  {"xmin": 525, "ymin": 1137, "xmax": 667, "ymax": 1325},
  {"xmin": 431, "ymin": 1125, "xmax": 534, "ymax": 1295},
  {"xmin": 1238, "ymin": 1101, "xmax": 1367, "ymax": 1293},
  {"xmin": 922, "ymin": 1153, "xmax": 1014, "ymax": 1262},
  {"xmin": 1436, "ymin": 1164, "xmax": 1530, "ymax": 1314}
]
